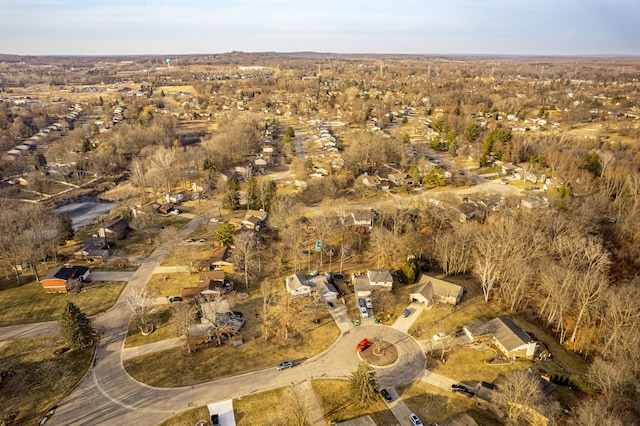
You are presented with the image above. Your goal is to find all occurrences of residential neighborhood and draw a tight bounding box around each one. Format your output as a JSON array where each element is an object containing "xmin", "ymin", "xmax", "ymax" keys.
[{"xmin": 0, "ymin": 49, "xmax": 638, "ymax": 426}]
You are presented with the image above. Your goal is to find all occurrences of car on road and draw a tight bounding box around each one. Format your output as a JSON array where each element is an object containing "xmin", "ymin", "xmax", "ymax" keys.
[
  {"xmin": 168, "ymin": 296, "xmax": 183, "ymax": 303},
  {"xmin": 401, "ymin": 309, "xmax": 411, "ymax": 318},
  {"xmin": 358, "ymin": 298, "xmax": 366, "ymax": 308},
  {"xmin": 433, "ymin": 332, "xmax": 447, "ymax": 341},
  {"xmin": 276, "ymin": 360, "xmax": 293, "ymax": 371},
  {"xmin": 409, "ymin": 413, "xmax": 423, "ymax": 426},
  {"xmin": 327, "ymin": 301, "xmax": 335, "ymax": 309},
  {"xmin": 380, "ymin": 388, "xmax": 392, "ymax": 402},
  {"xmin": 365, "ymin": 297, "xmax": 373, "ymax": 309},
  {"xmin": 360, "ymin": 307, "xmax": 369, "ymax": 318},
  {"xmin": 356, "ymin": 338, "xmax": 370, "ymax": 352}
]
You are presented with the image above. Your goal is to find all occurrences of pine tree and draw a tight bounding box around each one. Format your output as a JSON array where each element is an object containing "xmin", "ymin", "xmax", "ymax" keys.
[
  {"xmin": 350, "ymin": 360, "xmax": 379, "ymax": 407},
  {"xmin": 56, "ymin": 213, "xmax": 75, "ymax": 245},
  {"xmin": 246, "ymin": 174, "xmax": 261, "ymax": 210},
  {"xmin": 59, "ymin": 301, "xmax": 93, "ymax": 350},
  {"xmin": 222, "ymin": 175, "xmax": 240, "ymax": 210}
]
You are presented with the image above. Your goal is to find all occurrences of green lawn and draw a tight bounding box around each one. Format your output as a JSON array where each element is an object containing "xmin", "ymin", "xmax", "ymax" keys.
[
  {"xmin": 0, "ymin": 279, "xmax": 126, "ymax": 326},
  {"xmin": 0, "ymin": 336, "xmax": 95, "ymax": 426}
]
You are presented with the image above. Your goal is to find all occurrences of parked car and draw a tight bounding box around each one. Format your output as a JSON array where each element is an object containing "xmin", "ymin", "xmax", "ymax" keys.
[
  {"xmin": 401, "ymin": 308, "xmax": 411, "ymax": 318},
  {"xmin": 358, "ymin": 298, "xmax": 366, "ymax": 308},
  {"xmin": 197, "ymin": 238, "xmax": 206, "ymax": 243},
  {"xmin": 380, "ymin": 388, "xmax": 392, "ymax": 402},
  {"xmin": 360, "ymin": 307, "xmax": 369, "ymax": 318},
  {"xmin": 409, "ymin": 413, "xmax": 423, "ymax": 426},
  {"xmin": 185, "ymin": 238, "xmax": 194, "ymax": 243},
  {"xmin": 433, "ymin": 332, "xmax": 447, "ymax": 341},
  {"xmin": 168, "ymin": 296, "xmax": 183, "ymax": 303},
  {"xmin": 327, "ymin": 301, "xmax": 335, "ymax": 309},
  {"xmin": 276, "ymin": 360, "xmax": 293, "ymax": 371},
  {"xmin": 356, "ymin": 338, "xmax": 370, "ymax": 352},
  {"xmin": 365, "ymin": 297, "xmax": 373, "ymax": 309}
]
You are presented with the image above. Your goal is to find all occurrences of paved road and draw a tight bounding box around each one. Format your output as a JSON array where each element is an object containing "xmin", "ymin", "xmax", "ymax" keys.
[{"xmin": 0, "ymin": 212, "xmax": 458, "ymax": 425}]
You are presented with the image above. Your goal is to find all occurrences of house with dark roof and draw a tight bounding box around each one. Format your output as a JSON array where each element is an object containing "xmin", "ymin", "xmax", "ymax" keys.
[
  {"xmin": 41, "ymin": 265, "xmax": 91, "ymax": 293},
  {"xmin": 98, "ymin": 217, "xmax": 130, "ymax": 243},
  {"xmin": 73, "ymin": 237, "xmax": 109, "ymax": 262},
  {"xmin": 410, "ymin": 274, "xmax": 464, "ymax": 306},
  {"xmin": 464, "ymin": 317, "xmax": 541, "ymax": 359}
]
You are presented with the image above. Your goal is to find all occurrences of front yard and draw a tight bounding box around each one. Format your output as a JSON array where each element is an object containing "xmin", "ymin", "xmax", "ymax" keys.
[{"xmin": 0, "ymin": 278, "xmax": 126, "ymax": 326}]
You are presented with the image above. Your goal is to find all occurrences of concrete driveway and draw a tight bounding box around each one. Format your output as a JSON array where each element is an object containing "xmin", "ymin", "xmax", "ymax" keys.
[{"xmin": 390, "ymin": 302, "xmax": 424, "ymax": 333}]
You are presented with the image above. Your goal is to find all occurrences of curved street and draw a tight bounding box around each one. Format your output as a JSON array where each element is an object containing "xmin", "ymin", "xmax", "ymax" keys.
[{"xmin": 1, "ymin": 213, "xmax": 434, "ymax": 425}]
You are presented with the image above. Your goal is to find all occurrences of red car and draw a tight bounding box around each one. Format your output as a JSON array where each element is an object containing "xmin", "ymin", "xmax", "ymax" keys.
[{"xmin": 356, "ymin": 338, "xmax": 370, "ymax": 352}]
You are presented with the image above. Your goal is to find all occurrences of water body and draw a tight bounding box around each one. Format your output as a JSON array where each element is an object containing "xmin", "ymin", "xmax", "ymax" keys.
[{"xmin": 55, "ymin": 198, "xmax": 118, "ymax": 230}]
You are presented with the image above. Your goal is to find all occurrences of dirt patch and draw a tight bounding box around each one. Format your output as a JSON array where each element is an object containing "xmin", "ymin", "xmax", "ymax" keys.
[{"xmin": 359, "ymin": 340, "xmax": 398, "ymax": 367}]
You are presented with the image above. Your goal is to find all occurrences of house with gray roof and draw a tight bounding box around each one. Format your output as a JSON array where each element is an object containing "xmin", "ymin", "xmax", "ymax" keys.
[
  {"xmin": 464, "ymin": 317, "xmax": 541, "ymax": 359},
  {"xmin": 410, "ymin": 274, "xmax": 464, "ymax": 306}
]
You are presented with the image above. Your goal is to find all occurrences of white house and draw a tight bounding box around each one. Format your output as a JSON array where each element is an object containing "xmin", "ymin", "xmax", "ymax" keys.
[
  {"xmin": 308, "ymin": 276, "xmax": 339, "ymax": 301},
  {"xmin": 464, "ymin": 317, "xmax": 541, "ymax": 359},
  {"xmin": 367, "ymin": 269, "xmax": 393, "ymax": 290},
  {"xmin": 285, "ymin": 274, "xmax": 312, "ymax": 296},
  {"xmin": 410, "ymin": 274, "xmax": 464, "ymax": 306}
]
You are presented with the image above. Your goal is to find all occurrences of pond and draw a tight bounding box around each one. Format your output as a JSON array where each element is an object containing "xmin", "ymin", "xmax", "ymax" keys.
[{"xmin": 55, "ymin": 198, "xmax": 118, "ymax": 230}]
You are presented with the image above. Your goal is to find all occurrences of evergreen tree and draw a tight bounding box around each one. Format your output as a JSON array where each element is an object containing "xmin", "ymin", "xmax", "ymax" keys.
[
  {"xmin": 59, "ymin": 301, "xmax": 93, "ymax": 350},
  {"xmin": 464, "ymin": 122, "xmax": 480, "ymax": 142},
  {"xmin": 214, "ymin": 222, "xmax": 236, "ymax": 247},
  {"xmin": 262, "ymin": 180, "xmax": 277, "ymax": 212},
  {"xmin": 56, "ymin": 213, "xmax": 75, "ymax": 245},
  {"xmin": 402, "ymin": 257, "xmax": 419, "ymax": 284},
  {"xmin": 246, "ymin": 174, "xmax": 261, "ymax": 210},
  {"xmin": 203, "ymin": 155, "xmax": 219, "ymax": 179},
  {"xmin": 34, "ymin": 152, "xmax": 47, "ymax": 170},
  {"xmin": 222, "ymin": 176, "xmax": 240, "ymax": 210},
  {"xmin": 350, "ymin": 360, "xmax": 379, "ymax": 407}
]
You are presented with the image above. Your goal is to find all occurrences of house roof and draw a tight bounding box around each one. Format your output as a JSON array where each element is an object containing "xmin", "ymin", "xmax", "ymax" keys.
[
  {"xmin": 465, "ymin": 317, "xmax": 534, "ymax": 351},
  {"xmin": 210, "ymin": 246, "xmax": 231, "ymax": 264},
  {"xmin": 82, "ymin": 237, "xmax": 108, "ymax": 251},
  {"xmin": 286, "ymin": 274, "xmax": 309, "ymax": 291},
  {"xmin": 48, "ymin": 265, "xmax": 90, "ymax": 281},
  {"xmin": 413, "ymin": 274, "xmax": 462, "ymax": 300},
  {"xmin": 308, "ymin": 276, "xmax": 338, "ymax": 296},
  {"xmin": 367, "ymin": 269, "xmax": 392, "ymax": 284},
  {"xmin": 199, "ymin": 270, "xmax": 225, "ymax": 287},
  {"xmin": 103, "ymin": 217, "xmax": 129, "ymax": 231}
]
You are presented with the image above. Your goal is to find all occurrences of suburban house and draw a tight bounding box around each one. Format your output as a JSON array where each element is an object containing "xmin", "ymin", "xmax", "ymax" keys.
[
  {"xmin": 188, "ymin": 299, "xmax": 244, "ymax": 346},
  {"xmin": 308, "ymin": 275, "xmax": 339, "ymax": 301},
  {"xmin": 182, "ymin": 270, "xmax": 227, "ymax": 299},
  {"xmin": 41, "ymin": 265, "xmax": 91, "ymax": 293},
  {"xmin": 341, "ymin": 211, "xmax": 373, "ymax": 230},
  {"xmin": 285, "ymin": 274, "xmax": 312, "ymax": 296},
  {"xmin": 98, "ymin": 218, "xmax": 130, "ymax": 243},
  {"xmin": 410, "ymin": 274, "xmax": 464, "ymax": 306},
  {"xmin": 353, "ymin": 269, "xmax": 393, "ymax": 297},
  {"xmin": 209, "ymin": 246, "xmax": 234, "ymax": 273},
  {"xmin": 165, "ymin": 191, "xmax": 186, "ymax": 204},
  {"xmin": 367, "ymin": 269, "xmax": 393, "ymax": 289},
  {"xmin": 463, "ymin": 317, "xmax": 542, "ymax": 359},
  {"xmin": 73, "ymin": 237, "xmax": 109, "ymax": 262}
]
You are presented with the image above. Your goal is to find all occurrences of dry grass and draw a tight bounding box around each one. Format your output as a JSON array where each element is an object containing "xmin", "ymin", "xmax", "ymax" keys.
[
  {"xmin": 0, "ymin": 336, "xmax": 95, "ymax": 425},
  {"xmin": 311, "ymin": 379, "xmax": 397, "ymax": 425},
  {"xmin": 157, "ymin": 406, "xmax": 211, "ymax": 426},
  {"xmin": 429, "ymin": 347, "xmax": 532, "ymax": 383},
  {"xmin": 398, "ymin": 381, "xmax": 501, "ymax": 426},
  {"xmin": 123, "ymin": 289, "xmax": 340, "ymax": 387},
  {"xmin": 147, "ymin": 272, "xmax": 199, "ymax": 297},
  {"xmin": 125, "ymin": 305, "xmax": 177, "ymax": 347},
  {"xmin": 0, "ymin": 279, "xmax": 126, "ymax": 326},
  {"xmin": 234, "ymin": 388, "xmax": 301, "ymax": 425}
]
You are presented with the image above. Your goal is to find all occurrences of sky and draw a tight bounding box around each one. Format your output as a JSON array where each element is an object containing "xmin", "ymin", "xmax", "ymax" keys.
[{"xmin": 0, "ymin": 0, "xmax": 639, "ymax": 56}]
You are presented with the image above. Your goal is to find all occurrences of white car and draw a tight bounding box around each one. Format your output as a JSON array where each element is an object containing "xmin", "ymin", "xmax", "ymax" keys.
[
  {"xmin": 409, "ymin": 413, "xmax": 423, "ymax": 426},
  {"xmin": 365, "ymin": 297, "xmax": 373, "ymax": 309},
  {"xmin": 360, "ymin": 307, "xmax": 369, "ymax": 318},
  {"xmin": 433, "ymin": 332, "xmax": 447, "ymax": 342}
]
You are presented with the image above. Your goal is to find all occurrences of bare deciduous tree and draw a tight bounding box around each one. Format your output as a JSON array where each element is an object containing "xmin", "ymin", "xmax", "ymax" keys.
[{"xmin": 126, "ymin": 287, "xmax": 159, "ymax": 335}]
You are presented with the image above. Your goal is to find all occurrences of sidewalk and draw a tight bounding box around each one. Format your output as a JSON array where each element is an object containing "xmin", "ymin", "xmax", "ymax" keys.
[{"xmin": 121, "ymin": 337, "xmax": 182, "ymax": 361}]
